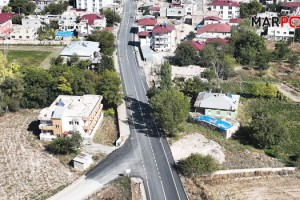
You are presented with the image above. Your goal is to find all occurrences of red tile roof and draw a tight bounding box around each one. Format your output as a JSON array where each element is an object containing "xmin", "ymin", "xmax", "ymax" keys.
[
  {"xmin": 209, "ymin": 0, "xmax": 239, "ymax": 7},
  {"xmin": 206, "ymin": 38, "xmax": 229, "ymax": 44},
  {"xmin": 149, "ymin": 6, "xmax": 161, "ymax": 11},
  {"xmin": 189, "ymin": 40, "xmax": 206, "ymax": 51},
  {"xmin": 204, "ymin": 16, "xmax": 221, "ymax": 21},
  {"xmin": 152, "ymin": 24, "xmax": 175, "ymax": 33},
  {"xmin": 282, "ymin": 2, "xmax": 300, "ymax": 8},
  {"xmin": 229, "ymin": 18, "xmax": 242, "ymax": 24},
  {"xmin": 80, "ymin": 14, "xmax": 105, "ymax": 25},
  {"xmin": 197, "ymin": 23, "xmax": 231, "ymax": 34},
  {"xmin": 138, "ymin": 31, "xmax": 150, "ymax": 37},
  {"xmin": 0, "ymin": 13, "xmax": 13, "ymax": 24},
  {"xmin": 138, "ymin": 18, "xmax": 157, "ymax": 26}
]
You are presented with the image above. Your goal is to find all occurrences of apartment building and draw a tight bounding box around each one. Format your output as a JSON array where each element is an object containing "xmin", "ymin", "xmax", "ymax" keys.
[
  {"xmin": 208, "ymin": 0, "xmax": 240, "ymax": 20},
  {"xmin": 151, "ymin": 24, "xmax": 176, "ymax": 51},
  {"xmin": 266, "ymin": 25, "xmax": 295, "ymax": 41},
  {"xmin": 38, "ymin": 95, "xmax": 103, "ymax": 140},
  {"xmin": 76, "ymin": 0, "xmax": 114, "ymax": 12},
  {"xmin": 77, "ymin": 14, "xmax": 106, "ymax": 35},
  {"xmin": 281, "ymin": 2, "xmax": 300, "ymax": 15}
]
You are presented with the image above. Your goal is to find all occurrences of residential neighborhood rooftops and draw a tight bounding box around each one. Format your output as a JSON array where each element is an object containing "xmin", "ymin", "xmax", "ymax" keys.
[
  {"xmin": 197, "ymin": 23, "xmax": 231, "ymax": 34},
  {"xmin": 209, "ymin": 0, "xmax": 239, "ymax": 7},
  {"xmin": 194, "ymin": 92, "xmax": 240, "ymax": 111},
  {"xmin": 189, "ymin": 40, "xmax": 206, "ymax": 51},
  {"xmin": 152, "ymin": 24, "xmax": 175, "ymax": 33},
  {"xmin": 80, "ymin": 14, "xmax": 105, "ymax": 25},
  {"xmin": 229, "ymin": 18, "xmax": 242, "ymax": 24},
  {"xmin": 38, "ymin": 95, "xmax": 103, "ymax": 120},
  {"xmin": 138, "ymin": 31, "xmax": 150, "ymax": 37},
  {"xmin": 206, "ymin": 37, "xmax": 229, "ymax": 44},
  {"xmin": 0, "ymin": 13, "xmax": 13, "ymax": 24},
  {"xmin": 60, "ymin": 41, "xmax": 100, "ymax": 57},
  {"xmin": 138, "ymin": 18, "xmax": 157, "ymax": 26},
  {"xmin": 282, "ymin": 2, "xmax": 300, "ymax": 8},
  {"xmin": 204, "ymin": 16, "xmax": 221, "ymax": 21}
]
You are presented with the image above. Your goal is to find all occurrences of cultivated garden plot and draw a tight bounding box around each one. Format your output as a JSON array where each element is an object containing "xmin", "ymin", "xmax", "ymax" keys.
[{"xmin": 0, "ymin": 110, "xmax": 77, "ymax": 200}]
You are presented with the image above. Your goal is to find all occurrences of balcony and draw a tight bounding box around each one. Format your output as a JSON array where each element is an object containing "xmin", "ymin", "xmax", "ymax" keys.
[{"xmin": 39, "ymin": 124, "xmax": 53, "ymax": 130}]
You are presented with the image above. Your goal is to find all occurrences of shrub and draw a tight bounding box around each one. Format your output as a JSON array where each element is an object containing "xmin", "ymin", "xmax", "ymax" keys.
[
  {"xmin": 45, "ymin": 137, "xmax": 75, "ymax": 155},
  {"xmin": 176, "ymin": 153, "xmax": 220, "ymax": 177}
]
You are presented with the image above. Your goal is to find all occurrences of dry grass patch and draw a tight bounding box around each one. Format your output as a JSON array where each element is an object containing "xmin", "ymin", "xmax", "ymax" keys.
[
  {"xmin": 93, "ymin": 116, "xmax": 118, "ymax": 146},
  {"xmin": 0, "ymin": 110, "xmax": 77, "ymax": 200}
]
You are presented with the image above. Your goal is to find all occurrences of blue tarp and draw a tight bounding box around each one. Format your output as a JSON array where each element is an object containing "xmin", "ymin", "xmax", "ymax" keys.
[
  {"xmin": 56, "ymin": 31, "xmax": 74, "ymax": 37},
  {"xmin": 194, "ymin": 115, "xmax": 232, "ymax": 131}
]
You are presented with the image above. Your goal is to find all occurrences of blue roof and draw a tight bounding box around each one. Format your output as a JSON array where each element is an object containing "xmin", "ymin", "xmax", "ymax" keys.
[
  {"xmin": 194, "ymin": 115, "xmax": 232, "ymax": 131},
  {"xmin": 51, "ymin": 107, "xmax": 65, "ymax": 119}
]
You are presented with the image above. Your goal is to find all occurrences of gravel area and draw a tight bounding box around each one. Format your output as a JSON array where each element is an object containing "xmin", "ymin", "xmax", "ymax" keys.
[{"xmin": 170, "ymin": 133, "xmax": 225, "ymax": 164}]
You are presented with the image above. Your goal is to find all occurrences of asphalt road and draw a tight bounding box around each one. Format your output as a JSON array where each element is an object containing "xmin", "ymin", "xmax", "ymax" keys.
[
  {"xmin": 114, "ymin": 0, "xmax": 188, "ymax": 199},
  {"xmin": 49, "ymin": 0, "xmax": 188, "ymax": 199}
]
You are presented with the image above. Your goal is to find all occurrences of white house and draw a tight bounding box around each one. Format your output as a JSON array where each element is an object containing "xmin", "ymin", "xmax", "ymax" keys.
[
  {"xmin": 77, "ymin": 14, "xmax": 106, "ymax": 35},
  {"xmin": 137, "ymin": 18, "xmax": 157, "ymax": 32},
  {"xmin": 58, "ymin": 12, "xmax": 77, "ymax": 32},
  {"xmin": 266, "ymin": 24, "xmax": 295, "ymax": 41},
  {"xmin": 208, "ymin": 0, "xmax": 240, "ymax": 20},
  {"xmin": 73, "ymin": 152, "xmax": 94, "ymax": 170},
  {"xmin": 203, "ymin": 16, "xmax": 222, "ymax": 25},
  {"xmin": 151, "ymin": 24, "xmax": 176, "ymax": 51},
  {"xmin": 197, "ymin": 23, "xmax": 231, "ymax": 40},
  {"xmin": 10, "ymin": 25, "xmax": 37, "ymax": 40},
  {"xmin": 281, "ymin": 2, "xmax": 300, "ymax": 15},
  {"xmin": 60, "ymin": 41, "xmax": 100, "ymax": 62},
  {"xmin": 22, "ymin": 16, "xmax": 42, "ymax": 29},
  {"xmin": 76, "ymin": 0, "xmax": 115, "ymax": 12},
  {"xmin": 38, "ymin": 95, "xmax": 103, "ymax": 140}
]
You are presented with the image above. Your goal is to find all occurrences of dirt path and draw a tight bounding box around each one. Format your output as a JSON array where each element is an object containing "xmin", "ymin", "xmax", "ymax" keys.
[{"xmin": 276, "ymin": 83, "xmax": 300, "ymax": 103}]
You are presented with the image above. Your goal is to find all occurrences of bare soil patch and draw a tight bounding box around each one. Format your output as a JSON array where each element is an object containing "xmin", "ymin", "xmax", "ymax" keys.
[
  {"xmin": 0, "ymin": 110, "xmax": 77, "ymax": 200},
  {"xmin": 93, "ymin": 116, "xmax": 118, "ymax": 146},
  {"xmin": 88, "ymin": 176, "xmax": 132, "ymax": 200},
  {"xmin": 182, "ymin": 170, "xmax": 300, "ymax": 200}
]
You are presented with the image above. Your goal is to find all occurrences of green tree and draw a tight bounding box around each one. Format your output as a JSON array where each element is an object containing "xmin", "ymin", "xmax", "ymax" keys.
[
  {"xmin": 200, "ymin": 43, "xmax": 235, "ymax": 85},
  {"xmin": 1, "ymin": 6, "xmax": 11, "ymax": 13},
  {"xmin": 182, "ymin": 77, "xmax": 207, "ymax": 100},
  {"xmin": 45, "ymin": 137, "xmax": 75, "ymax": 155},
  {"xmin": 37, "ymin": 24, "xmax": 55, "ymax": 40},
  {"xmin": 234, "ymin": 30, "xmax": 269, "ymax": 70},
  {"xmin": 8, "ymin": 0, "xmax": 36, "ymax": 15},
  {"xmin": 294, "ymin": 29, "xmax": 300, "ymax": 43},
  {"xmin": 288, "ymin": 54, "xmax": 299, "ymax": 67},
  {"xmin": 67, "ymin": 53, "xmax": 79, "ymax": 66},
  {"xmin": 249, "ymin": 110, "xmax": 288, "ymax": 149},
  {"xmin": 103, "ymin": 8, "xmax": 121, "ymax": 27},
  {"xmin": 50, "ymin": 20, "xmax": 59, "ymax": 30},
  {"xmin": 98, "ymin": 55, "xmax": 114, "ymax": 73},
  {"xmin": 240, "ymin": 0, "xmax": 263, "ymax": 18},
  {"xmin": 273, "ymin": 41, "xmax": 290, "ymax": 61},
  {"xmin": 20, "ymin": 66, "xmax": 54, "ymax": 108},
  {"xmin": 176, "ymin": 153, "xmax": 220, "ymax": 177},
  {"xmin": 76, "ymin": 60, "xmax": 91, "ymax": 70},
  {"xmin": 159, "ymin": 61, "xmax": 172, "ymax": 89},
  {"xmin": 51, "ymin": 56, "xmax": 64, "ymax": 66},
  {"xmin": 57, "ymin": 76, "xmax": 73, "ymax": 94},
  {"xmin": 87, "ymin": 30, "xmax": 115, "ymax": 55},
  {"xmin": 248, "ymin": 82, "xmax": 278, "ymax": 98},
  {"xmin": 149, "ymin": 88, "xmax": 190, "ymax": 136},
  {"xmin": 97, "ymin": 70, "xmax": 122, "ymax": 107},
  {"xmin": 69, "ymin": 131, "xmax": 83, "ymax": 149},
  {"xmin": 174, "ymin": 43, "xmax": 198, "ymax": 66},
  {"xmin": 12, "ymin": 15, "xmax": 23, "ymax": 24},
  {"xmin": 142, "ymin": 8, "xmax": 150, "ymax": 16},
  {"xmin": 186, "ymin": 31, "xmax": 196, "ymax": 40},
  {"xmin": 42, "ymin": 2, "xmax": 68, "ymax": 15}
]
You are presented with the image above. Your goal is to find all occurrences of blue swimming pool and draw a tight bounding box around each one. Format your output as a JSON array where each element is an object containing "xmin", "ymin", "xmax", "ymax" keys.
[{"xmin": 194, "ymin": 115, "xmax": 233, "ymax": 131}]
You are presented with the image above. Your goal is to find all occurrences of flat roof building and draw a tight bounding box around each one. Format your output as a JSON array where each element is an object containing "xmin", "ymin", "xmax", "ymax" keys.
[{"xmin": 38, "ymin": 95, "xmax": 103, "ymax": 140}]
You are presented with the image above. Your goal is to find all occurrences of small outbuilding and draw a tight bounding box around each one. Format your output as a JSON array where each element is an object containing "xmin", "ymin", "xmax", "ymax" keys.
[{"xmin": 73, "ymin": 152, "xmax": 94, "ymax": 171}]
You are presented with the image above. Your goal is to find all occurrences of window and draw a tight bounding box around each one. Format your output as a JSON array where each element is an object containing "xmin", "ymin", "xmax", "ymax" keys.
[
  {"xmin": 216, "ymin": 111, "xmax": 221, "ymax": 115},
  {"xmin": 55, "ymin": 125, "xmax": 60, "ymax": 128},
  {"xmin": 229, "ymin": 6, "xmax": 232, "ymax": 10},
  {"xmin": 69, "ymin": 121, "xmax": 73, "ymax": 125},
  {"xmin": 227, "ymin": 112, "xmax": 231, "ymax": 116},
  {"xmin": 26, "ymin": 36, "xmax": 29, "ymax": 39},
  {"xmin": 19, "ymin": 36, "xmax": 22, "ymax": 39},
  {"xmin": 221, "ymin": 11, "xmax": 223, "ymax": 14},
  {"xmin": 220, "ymin": 6, "xmax": 223, "ymax": 9},
  {"xmin": 228, "ymin": 11, "xmax": 232, "ymax": 14},
  {"xmin": 213, "ymin": 6, "xmax": 216, "ymax": 9},
  {"xmin": 75, "ymin": 121, "xmax": 79, "ymax": 125}
]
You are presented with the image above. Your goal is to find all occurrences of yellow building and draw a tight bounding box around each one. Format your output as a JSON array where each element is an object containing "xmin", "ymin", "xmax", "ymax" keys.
[{"xmin": 38, "ymin": 95, "xmax": 103, "ymax": 140}]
